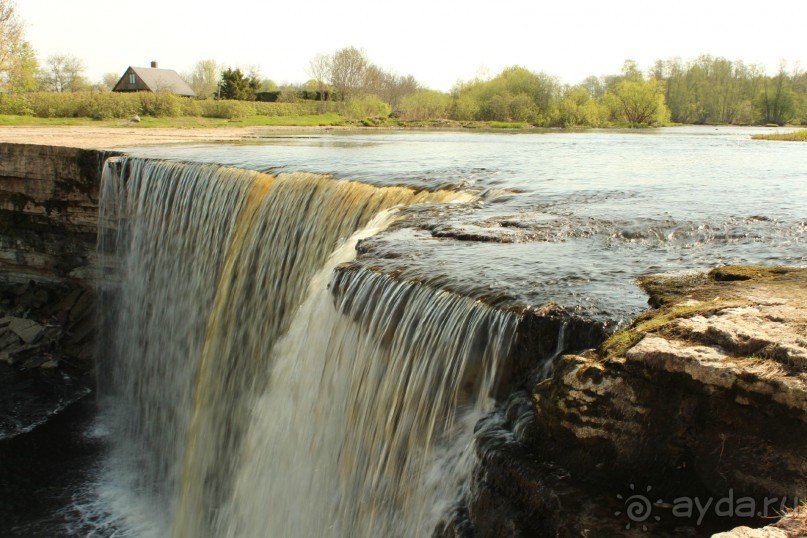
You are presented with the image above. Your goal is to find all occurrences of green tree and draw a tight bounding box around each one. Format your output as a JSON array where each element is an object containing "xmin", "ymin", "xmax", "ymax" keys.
[
  {"xmin": 0, "ymin": 0, "xmax": 39, "ymax": 93},
  {"xmin": 343, "ymin": 94, "xmax": 390, "ymax": 119},
  {"xmin": 5, "ymin": 40, "xmax": 37, "ymax": 93},
  {"xmin": 754, "ymin": 65, "xmax": 796, "ymax": 125},
  {"xmin": 580, "ymin": 75, "xmax": 606, "ymax": 100},
  {"xmin": 621, "ymin": 59, "xmax": 643, "ymax": 82},
  {"xmin": 450, "ymin": 66, "xmax": 560, "ymax": 124},
  {"xmin": 0, "ymin": 0, "xmax": 21, "ymax": 82},
  {"xmin": 258, "ymin": 79, "xmax": 277, "ymax": 92},
  {"xmin": 557, "ymin": 86, "xmax": 609, "ymax": 127},
  {"xmin": 792, "ymin": 69, "xmax": 807, "ymax": 125},
  {"xmin": 605, "ymin": 78, "xmax": 670, "ymax": 126},
  {"xmin": 97, "ymin": 72, "xmax": 121, "ymax": 92},
  {"xmin": 219, "ymin": 67, "xmax": 259, "ymax": 100},
  {"xmin": 398, "ymin": 89, "xmax": 451, "ymax": 120}
]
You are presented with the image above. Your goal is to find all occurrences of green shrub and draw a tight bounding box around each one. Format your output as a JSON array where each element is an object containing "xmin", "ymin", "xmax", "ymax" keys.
[
  {"xmin": 78, "ymin": 93, "xmax": 140, "ymax": 119},
  {"xmin": 398, "ymin": 90, "xmax": 451, "ymax": 121},
  {"xmin": 199, "ymin": 100, "xmax": 256, "ymax": 119},
  {"xmin": 0, "ymin": 94, "xmax": 34, "ymax": 116},
  {"xmin": 179, "ymin": 97, "xmax": 202, "ymax": 117},
  {"xmin": 27, "ymin": 92, "xmax": 81, "ymax": 117},
  {"xmin": 342, "ymin": 95, "xmax": 390, "ymax": 119},
  {"xmin": 139, "ymin": 93, "xmax": 185, "ymax": 117},
  {"xmin": 252, "ymin": 100, "xmax": 323, "ymax": 116},
  {"xmin": 0, "ymin": 91, "xmax": 336, "ymax": 121}
]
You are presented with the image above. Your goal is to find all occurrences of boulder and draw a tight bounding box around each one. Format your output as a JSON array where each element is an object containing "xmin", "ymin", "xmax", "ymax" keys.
[
  {"xmin": 7, "ymin": 317, "xmax": 45, "ymax": 344},
  {"xmin": 531, "ymin": 266, "xmax": 807, "ymax": 533},
  {"xmin": 449, "ymin": 267, "xmax": 807, "ymax": 537}
]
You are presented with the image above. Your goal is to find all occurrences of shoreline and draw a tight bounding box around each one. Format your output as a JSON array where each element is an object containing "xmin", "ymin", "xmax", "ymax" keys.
[{"xmin": 0, "ymin": 123, "xmax": 801, "ymax": 150}]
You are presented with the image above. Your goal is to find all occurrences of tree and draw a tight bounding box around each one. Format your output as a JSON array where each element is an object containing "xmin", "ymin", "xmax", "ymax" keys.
[
  {"xmin": 557, "ymin": 86, "xmax": 609, "ymax": 127},
  {"xmin": 39, "ymin": 54, "xmax": 88, "ymax": 93},
  {"xmin": 379, "ymin": 73, "xmax": 419, "ymax": 113},
  {"xmin": 580, "ymin": 75, "xmax": 606, "ymax": 100},
  {"xmin": 258, "ymin": 79, "xmax": 277, "ymax": 92},
  {"xmin": 0, "ymin": 0, "xmax": 38, "ymax": 93},
  {"xmin": 189, "ymin": 59, "xmax": 220, "ymax": 99},
  {"xmin": 0, "ymin": 0, "xmax": 21, "ymax": 77},
  {"xmin": 754, "ymin": 64, "xmax": 796, "ymax": 126},
  {"xmin": 398, "ymin": 90, "xmax": 451, "ymax": 120},
  {"xmin": 219, "ymin": 67, "xmax": 259, "ymax": 100},
  {"xmin": 450, "ymin": 66, "xmax": 560, "ymax": 124},
  {"xmin": 5, "ymin": 40, "xmax": 37, "ymax": 93},
  {"xmin": 308, "ymin": 53, "xmax": 331, "ymax": 111},
  {"xmin": 98, "ymin": 72, "xmax": 121, "ymax": 92},
  {"xmin": 330, "ymin": 47, "xmax": 368, "ymax": 102},
  {"xmin": 621, "ymin": 59, "xmax": 643, "ymax": 82},
  {"xmin": 605, "ymin": 78, "xmax": 670, "ymax": 125}
]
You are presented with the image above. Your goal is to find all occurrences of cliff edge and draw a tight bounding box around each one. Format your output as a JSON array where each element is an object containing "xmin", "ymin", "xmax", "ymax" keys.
[{"xmin": 443, "ymin": 266, "xmax": 807, "ymax": 536}]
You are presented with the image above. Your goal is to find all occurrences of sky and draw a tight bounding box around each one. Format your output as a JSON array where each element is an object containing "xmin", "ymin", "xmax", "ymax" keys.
[{"xmin": 16, "ymin": 0, "xmax": 807, "ymax": 91}]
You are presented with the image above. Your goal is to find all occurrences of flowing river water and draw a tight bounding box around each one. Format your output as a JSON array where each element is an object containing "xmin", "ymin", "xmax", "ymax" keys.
[{"xmin": 6, "ymin": 126, "xmax": 807, "ymax": 537}]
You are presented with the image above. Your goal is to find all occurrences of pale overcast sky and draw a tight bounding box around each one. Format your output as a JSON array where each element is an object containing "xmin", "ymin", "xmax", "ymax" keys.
[{"xmin": 16, "ymin": 0, "xmax": 807, "ymax": 90}]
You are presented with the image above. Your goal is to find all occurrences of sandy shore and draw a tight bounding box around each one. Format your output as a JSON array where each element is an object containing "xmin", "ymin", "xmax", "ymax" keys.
[{"xmin": 0, "ymin": 125, "xmax": 336, "ymax": 149}]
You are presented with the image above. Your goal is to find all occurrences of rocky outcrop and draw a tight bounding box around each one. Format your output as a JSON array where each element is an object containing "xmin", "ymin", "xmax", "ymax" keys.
[
  {"xmin": 715, "ymin": 506, "xmax": 807, "ymax": 537},
  {"xmin": 0, "ymin": 280, "xmax": 95, "ymax": 439},
  {"xmin": 446, "ymin": 266, "xmax": 807, "ymax": 537},
  {"xmin": 0, "ymin": 143, "xmax": 106, "ymax": 286},
  {"xmin": 0, "ymin": 143, "xmax": 104, "ymax": 439},
  {"xmin": 535, "ymin": 266, "xmax": 806, "ymax": 496}
]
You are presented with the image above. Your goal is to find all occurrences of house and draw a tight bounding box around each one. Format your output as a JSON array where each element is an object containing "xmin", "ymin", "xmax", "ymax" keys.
[{"xmin": 112, "ymin": 61, "xmax": 195, "ymax": 97}]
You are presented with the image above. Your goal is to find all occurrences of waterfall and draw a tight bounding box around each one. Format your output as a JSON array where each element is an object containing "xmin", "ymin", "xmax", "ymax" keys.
[
  {"xmin": 97, "ymin": 157, "xmax": 519, "ymax": 537},
  {"xmin": 220, "ymin": 268, "xmax": 517, "ymax": 537}
]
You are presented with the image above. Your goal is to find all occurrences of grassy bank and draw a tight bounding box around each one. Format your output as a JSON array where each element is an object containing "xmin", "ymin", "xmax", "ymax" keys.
[{"xmin": 752, "ymin": 129, "xmax": 807, "ymax": 141}]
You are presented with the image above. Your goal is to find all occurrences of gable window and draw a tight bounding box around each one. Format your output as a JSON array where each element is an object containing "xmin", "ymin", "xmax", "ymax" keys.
[{"xmin": 129, "ymin": 73, "xmax": 136, "ymax": 85}]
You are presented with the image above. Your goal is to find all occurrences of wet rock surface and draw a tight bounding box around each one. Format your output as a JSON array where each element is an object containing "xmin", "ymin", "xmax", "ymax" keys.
[
  {"xmin": 0, "ymin": 143, "xmax": 100, "ymax": 441},
  {"xmin": 447, "ymin": 266, "xmax": 807, "ymax": 537},
  {"xmin": 0, "ymin": 280, "xmax": 95, "ymax": 440}
]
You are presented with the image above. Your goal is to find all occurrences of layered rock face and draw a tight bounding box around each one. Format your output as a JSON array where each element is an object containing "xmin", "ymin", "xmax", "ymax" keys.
[
  {"xmin": 536, "ymin": 267, "xmax": 807, "ymax": 501},
  {"xmin": 0, "ymin": 144, "xmax": 103, "ymax": 439},
  {"xmin": 445, "ymin": 267, "xmax": 807, "ymax": 537},
  {"xmin": 0, "ymin": 143, "xmax": 105, "ymax": 286}
]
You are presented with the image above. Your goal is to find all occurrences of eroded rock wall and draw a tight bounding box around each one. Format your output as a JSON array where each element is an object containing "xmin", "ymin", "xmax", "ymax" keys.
[
  {"xmin": 0, "ymin": 143, "xmax": 105, "ymax": 286},
  {"xmin": 0, "ymin": 143, "xmax": 104, "ymax": 439}
]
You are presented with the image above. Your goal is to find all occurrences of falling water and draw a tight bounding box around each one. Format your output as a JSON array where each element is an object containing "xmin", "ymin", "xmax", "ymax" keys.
[
  {"xmin": 97, "ymin": 157, "xmax": 519, "ymax": 537},
  {"xmin": 220, "ymin": 268, "xmax": 517, "ymax": 537},
  {"xmin": 98, "ymin": 158, "xmax": 262, "ymax": 532}
]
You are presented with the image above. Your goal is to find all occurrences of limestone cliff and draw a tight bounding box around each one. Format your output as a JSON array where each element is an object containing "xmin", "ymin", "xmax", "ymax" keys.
[
  {"xmin": 0, "ymin": 144, "xmax": 104, "ymax": 439},
  {"xmin": 444, "ymin": 267, "xmax": 807, "ymax": 537},
  {"xmin": 0, "ymin": 143, "xmax": 106, "ymax": 286}
]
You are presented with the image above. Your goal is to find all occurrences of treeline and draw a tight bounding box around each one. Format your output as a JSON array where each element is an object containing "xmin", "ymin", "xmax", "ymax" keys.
[
  {"xmin": 1, "ymin": 0, "xmax": 805, "ymax": 126},
  {"xmin": 652, "ymin": 56, "xmax": 806, "ymax": 126},
  {"xmin": 403, "ymin": 58, "xmax": 805, "ymax": 127},
  {"xmin": 246, "ymin": 51, "xmax": 806, "ymax": 127}
]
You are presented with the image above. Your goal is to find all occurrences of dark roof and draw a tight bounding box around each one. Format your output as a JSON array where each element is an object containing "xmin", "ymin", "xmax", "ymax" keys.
[{"xmin": 113, "ymin": 66, "xmax": 196, "ymax": 97}]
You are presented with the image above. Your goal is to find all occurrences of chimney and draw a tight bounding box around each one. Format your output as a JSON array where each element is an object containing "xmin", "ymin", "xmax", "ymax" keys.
[{"xmin": 150, "ymin": 61, "xmax": 158, "ymax": 68}]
